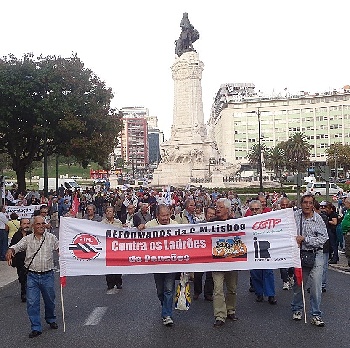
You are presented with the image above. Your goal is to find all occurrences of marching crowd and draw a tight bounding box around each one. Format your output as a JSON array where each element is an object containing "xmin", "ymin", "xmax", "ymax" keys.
[{"xmin": 1, "ymin": 181, "xmax": 350, "ymax": 337}]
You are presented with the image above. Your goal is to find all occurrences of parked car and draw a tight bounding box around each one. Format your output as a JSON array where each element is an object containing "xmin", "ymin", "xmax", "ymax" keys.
[{"xmin": 306, "ymin": 182, "xmax": 343, "ymax": 196}]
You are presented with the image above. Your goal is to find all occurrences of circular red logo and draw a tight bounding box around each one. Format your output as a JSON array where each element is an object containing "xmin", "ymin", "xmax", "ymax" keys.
[{"xmin": 69, "ymin": 233, "xmax": 102, "ymax": 261}]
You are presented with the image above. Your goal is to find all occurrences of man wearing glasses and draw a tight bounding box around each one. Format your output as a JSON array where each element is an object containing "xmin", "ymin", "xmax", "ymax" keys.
[{"xmin": 39, "ymin": 205, "xmax": 52, "ymax": 232}]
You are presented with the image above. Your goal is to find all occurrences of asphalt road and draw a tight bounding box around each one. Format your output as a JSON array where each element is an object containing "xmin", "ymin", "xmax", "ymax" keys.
[{"xmin": 1, "ymin": 267, "xmax": 350, "ymax": 348}]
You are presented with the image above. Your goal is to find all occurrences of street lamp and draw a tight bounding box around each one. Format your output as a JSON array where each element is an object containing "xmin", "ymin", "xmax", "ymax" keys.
[
  {"xmin": 43, "ymin": 128, "xmax": 48, "ymax": 197},
  {"xmin": 257, "ymin": 108, "xmax": 263, "ymax": 192},
  {"xmin": 247, "ymin": 108, "xmax": 264, "ymax": 192}
]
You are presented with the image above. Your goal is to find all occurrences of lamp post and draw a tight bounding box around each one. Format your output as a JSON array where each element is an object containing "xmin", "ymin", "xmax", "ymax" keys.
[
  {"xmin": 43, "ymin": 129, "xmax": 48, "ymax": 197},
  {"xmin": 257, "ymin": 108, "xmax": 263, "ymax": 192}
]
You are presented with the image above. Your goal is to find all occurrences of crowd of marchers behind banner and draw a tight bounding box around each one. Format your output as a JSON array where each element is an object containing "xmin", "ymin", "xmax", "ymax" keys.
[{"xmin": 2, "ymin": 180, "xmax": 350, "ymax": 334}]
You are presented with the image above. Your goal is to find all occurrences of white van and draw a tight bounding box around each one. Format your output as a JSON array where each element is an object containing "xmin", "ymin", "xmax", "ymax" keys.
[{"xmin": 306, "ymin": 182, "xmax": 343, "ymax": 196}]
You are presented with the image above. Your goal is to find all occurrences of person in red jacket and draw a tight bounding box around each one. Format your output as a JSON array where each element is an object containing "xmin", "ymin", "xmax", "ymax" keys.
[{"xmin": 244, "ymin": 194, "xmax": 271, "ymax": 216}]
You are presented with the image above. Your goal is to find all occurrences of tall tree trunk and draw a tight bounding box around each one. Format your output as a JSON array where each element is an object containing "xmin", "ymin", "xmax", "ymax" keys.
[{"xmin": 15, "ymin": 166, "xmax": 26, "ymax": 194}]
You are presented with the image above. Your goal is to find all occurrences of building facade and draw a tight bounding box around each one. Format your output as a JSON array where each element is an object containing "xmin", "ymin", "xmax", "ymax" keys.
[
  {"xmin": 119, "ymin": 107, "xmax": 149, "ymax": 173},
  {"xmin": 209, "ymin": 84, "xmax": 350, "ymax": 168},
  {"xmin": 148, "ymin": 129, "xmax": 164, "ymax": 166}
]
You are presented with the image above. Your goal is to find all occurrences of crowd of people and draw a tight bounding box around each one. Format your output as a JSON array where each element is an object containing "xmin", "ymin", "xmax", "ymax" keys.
[{"xmin": 2, "ymin": 181, "xmax": 350, "ymax": 336}]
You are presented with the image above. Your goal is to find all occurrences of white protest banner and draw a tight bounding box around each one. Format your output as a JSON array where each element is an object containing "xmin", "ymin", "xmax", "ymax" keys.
[
  {"xmin": 59, "ymin": 208, "xmax": 301, "ymax": 277},
  {"xmin": 5, "ymin": 205, "xmax": 41, "ymax": 219}
]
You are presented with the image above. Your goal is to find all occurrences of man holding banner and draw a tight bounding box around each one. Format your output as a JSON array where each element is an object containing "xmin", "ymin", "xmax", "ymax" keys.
[
  {"xmin": 102, "ymin": 206, "xmax": 124, "ymax": 293},
  {"xmin": 59, "ymin": 198, "xmax": 302, "ymax": 328},
  {"xmin": 292, "ymin": 194, "xmax": 328, "ymax": 327},
  {"xmin": 249, "ymin": 200, "xmax": 277, "ymax": 305},
  {"xmin": 143, "ymin": 204, "xmax": 178, "ymax": 327},
  {"xmin": 212, "ymin": 198, "xmax": 238, "ymax": 327}
]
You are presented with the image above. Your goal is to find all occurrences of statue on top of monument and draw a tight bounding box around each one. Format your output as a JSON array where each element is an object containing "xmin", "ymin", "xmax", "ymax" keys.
[{"xmin": 175, "ymin": 13, "xmax": 199, "ymax": 57}]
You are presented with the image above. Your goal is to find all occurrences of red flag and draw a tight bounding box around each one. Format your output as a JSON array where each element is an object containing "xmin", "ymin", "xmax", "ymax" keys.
[
  {"xmin": 60, "ymin": 276, "xmax": 67, "ymax": 287},
  {"xmin": 71, "ymin": 194, "xmax": 80, "ymax": 217},
  {"xmin": 294, "ymin": 267, "xmax": 303, "ymax": 286}
]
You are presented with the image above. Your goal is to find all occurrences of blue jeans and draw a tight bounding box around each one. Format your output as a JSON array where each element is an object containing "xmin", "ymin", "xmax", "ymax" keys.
[
  {"xmin": 329, "ymin": 231, "xmax": 339, "ymax": 262},
  {"xmin": 291, "ymin": 250, "xmax": 324, "ymax": 317},
  {"xmin": 322, "ymin": 252, "xmax": 329, "ymax": 288},
  {"xmin": 27, "ymin": 271, "xmax": 56, "ymax": 332},
  {"xmin": 250, "ymin": 269, "xmax": 275, "ymax": 296},
  {"xmin": 0, "ymin": 229, "xmax": 8, "ymax": 260},
  {"xmin": 153, "ymin": 273, "xmax": 176, "ymax": 318}
]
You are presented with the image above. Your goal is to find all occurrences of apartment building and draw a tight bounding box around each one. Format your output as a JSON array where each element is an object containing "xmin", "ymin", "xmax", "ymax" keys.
[
  {"xmin": 119, "ymin": 107, "xmax": 149, "ymax": 172},
  {"xmin": 209, "ymin": 83, "xmax": 350, "ymax": 167}
]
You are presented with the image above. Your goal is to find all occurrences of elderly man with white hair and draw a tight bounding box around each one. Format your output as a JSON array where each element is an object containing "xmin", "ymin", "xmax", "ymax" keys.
[{"xmin": 212, "ymin": 198, "xmax": 239, "ymax": 327}]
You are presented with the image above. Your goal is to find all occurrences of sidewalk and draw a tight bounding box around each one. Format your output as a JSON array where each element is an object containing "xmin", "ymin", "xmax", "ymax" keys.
[
  {"xmin": 0, "ymin": 260, "xmax": 18, "ymax": 288},
  {"xmin": 328, "ymin": 251, "xmax": 350, "ymax": 273}
]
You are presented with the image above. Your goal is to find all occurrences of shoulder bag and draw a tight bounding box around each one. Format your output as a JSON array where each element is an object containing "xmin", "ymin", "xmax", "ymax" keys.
[
  {"xmin": 23, "ymin": 234, "xmax": 46, "ymax": 275},
  {"xmin": 299, "ymin": 215, "xmax": 316, "ymax": 268}
]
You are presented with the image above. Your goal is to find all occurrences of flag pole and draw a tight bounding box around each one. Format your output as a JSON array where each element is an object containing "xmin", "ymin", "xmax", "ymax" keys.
[
  {"xmin": 301, "ymin": 279, "xmax": 307, "ymax": 323},
  {"xmin": 60, "ymin": 284, "xmax": 66, "ymax": 332}
]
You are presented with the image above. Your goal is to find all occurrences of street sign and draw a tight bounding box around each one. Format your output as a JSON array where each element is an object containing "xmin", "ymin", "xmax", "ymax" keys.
[{"xmin": 318, "ymin": 165, "xmax": 331, "ymax": 181}]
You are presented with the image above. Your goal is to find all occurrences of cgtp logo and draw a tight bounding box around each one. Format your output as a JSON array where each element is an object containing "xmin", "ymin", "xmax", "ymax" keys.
[
  {"xmin": 69, "ymin": 233, "xmax": 102, "ymax": 261},
  {"xmin": 252, "ymin": 218, "xmax": 281, "ymax": 230}
]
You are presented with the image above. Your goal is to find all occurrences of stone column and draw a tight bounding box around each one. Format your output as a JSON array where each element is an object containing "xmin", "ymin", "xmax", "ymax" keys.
[{"xmin": 171, "ymin": 51, "xmax": 206, "ymax": 142}]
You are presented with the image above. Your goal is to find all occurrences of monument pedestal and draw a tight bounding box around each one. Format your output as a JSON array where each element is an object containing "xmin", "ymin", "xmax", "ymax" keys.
[{"xmin": 151, "ymin": 51, "xmax": 240, "ymax": 187}]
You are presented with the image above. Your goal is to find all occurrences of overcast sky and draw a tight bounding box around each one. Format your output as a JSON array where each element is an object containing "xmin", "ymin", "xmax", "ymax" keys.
[{"xmin": 2, "ymin": 0, "xmax": 349, "ymax": 139}]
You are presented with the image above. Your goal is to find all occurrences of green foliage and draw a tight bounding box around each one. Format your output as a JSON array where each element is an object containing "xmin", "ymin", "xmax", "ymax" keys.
[
  {"xmin": 249, "ymin": 132, "xmax": 311, "ymax": 175},
  {"xmin": 0, "ymin": 53, "xmax": 122, "ymax": 192},
  {"xmin": 282, "ymin": 132, "xmax": 311, "ymax": 173},
  {"xmin": 326, "ymin": 143, "xmax": 350, "ymax": 174},
  {"xmin": 264, "ymin": 144, "xmax": 285, "ymax": 177},
  {"xmin": 0, "ymin": 153, "xmax": 11, "ymax": 172},
  {"xmin": 247, "ymin": 143, "xmax": 267, "ymax": 173}
]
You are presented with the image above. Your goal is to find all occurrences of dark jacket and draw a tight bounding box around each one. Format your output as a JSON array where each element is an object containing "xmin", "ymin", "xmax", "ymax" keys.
[{"xmin": 9, "ymin": 228, "xmax": 32, "ymax": 268}]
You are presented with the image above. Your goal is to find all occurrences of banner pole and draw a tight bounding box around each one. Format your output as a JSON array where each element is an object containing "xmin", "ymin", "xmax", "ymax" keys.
[
  {"xmin": 60, "ymin": 285, "xmax": 66, "ymax": 332},
  {"xmin": 301, "ymin": 280, "xmax": 307, "ymax": 324}
]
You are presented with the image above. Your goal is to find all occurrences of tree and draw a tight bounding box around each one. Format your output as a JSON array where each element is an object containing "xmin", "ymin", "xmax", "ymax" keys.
[
  {"xmin": 282, "ymin": 133, "xmax": 311, "ymax": 173},
  {"xmin": 247, "ymin": 143, "xmax": 267, "ymax": 175},
  {"xmin": 0, "ymin": 53, "xmax": 122, "ymax": 192},
  {"xmin": 326, "ymin": 142, "xmax": 350, "ymax": 176},
  {"xmin": 264, "ymin": 144, "xmax": 285, "ymax": 179},
  {"xmin": 0, "ymin": 153, "xmax": 10, "ymax": 174}
]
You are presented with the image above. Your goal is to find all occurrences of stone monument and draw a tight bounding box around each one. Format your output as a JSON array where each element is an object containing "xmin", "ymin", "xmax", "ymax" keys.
[{"xmin": 152, "ymin": 13, "xmax": 240, "ymax": 187}]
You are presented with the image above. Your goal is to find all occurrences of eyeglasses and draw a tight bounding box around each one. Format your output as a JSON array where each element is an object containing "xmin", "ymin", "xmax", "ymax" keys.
[{"xmin": 250, "ymin": 208, "xmax": 260, "ymax": 211}]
